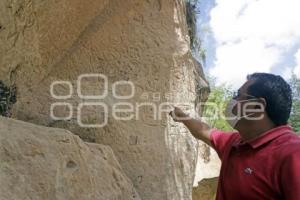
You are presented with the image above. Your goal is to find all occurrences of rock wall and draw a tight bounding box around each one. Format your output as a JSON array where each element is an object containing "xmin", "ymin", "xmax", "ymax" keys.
[
  {"xmin": 193, "ymin": 147, "xmax": 220, "ymax": 199},
  {"xmin": 0, "ymin": 0, "xmax": 209, "ymax": 199},
  {"xmin": 193, "ymin": 177, "xmax": 218, "ymax": 200},
  {"xmin": 0, "ymin": 116, "xmax": 140, "ymax": 200},
  {"xmin": 194, "ymin": 143, "xmax": 221, "ymax": 184}
]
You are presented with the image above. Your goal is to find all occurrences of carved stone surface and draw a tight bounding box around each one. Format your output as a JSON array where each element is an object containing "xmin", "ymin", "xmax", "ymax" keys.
[
  {"xmin": 0, "ymin": 0, "xmax": 210, "ymax": 199},
  {"xmin": 193, "ymin": 177, "xmax": 218, "ymax": 200},
  {"xmin": 0, "ymin": 116, "xmax": 140, "ymax": 200}
]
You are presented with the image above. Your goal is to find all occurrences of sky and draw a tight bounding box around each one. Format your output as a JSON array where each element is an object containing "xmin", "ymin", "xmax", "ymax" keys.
[{"xmin": 196, "ymin": 0, "xmax": 300, "ymax": 89}]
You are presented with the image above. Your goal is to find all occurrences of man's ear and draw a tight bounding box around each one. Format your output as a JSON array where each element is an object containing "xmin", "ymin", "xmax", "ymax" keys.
[{"xmin": 255, "ymin": 98, "xmax": 266, "ymax": 110}]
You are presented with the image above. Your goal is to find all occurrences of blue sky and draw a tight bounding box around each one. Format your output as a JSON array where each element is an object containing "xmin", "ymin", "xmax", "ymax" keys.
[{"xmin": 196, "ymin": 0, "xmax": 300, "ymax": 89}]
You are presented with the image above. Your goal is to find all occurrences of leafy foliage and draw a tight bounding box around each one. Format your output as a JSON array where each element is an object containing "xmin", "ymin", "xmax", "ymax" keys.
[
  {"xmin": 289, "ymin": 74, "xmax": 300, "ymax": 134},
  {"xmin": 185, "ymin": 0, "xmax": 206, "ymax": 65},
  {"xmin": 203, "ymin": 77, "xmax": 234, "ymax": 131},
  {"xmin": 186, "ymin": 0, "xmax": 200, "ymax": 48},
  {"xmin": 0, "ymin": 81, "xmax": 16, "ymax": 117}
]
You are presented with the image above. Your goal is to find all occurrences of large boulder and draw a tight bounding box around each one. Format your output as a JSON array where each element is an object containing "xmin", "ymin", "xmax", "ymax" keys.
[
  {"xmin": 193, "ymin": 177, "xmax": 218, "ymax": 200},
  {"xmin": 0, "ymin": 116, "xmax": 140, "ymax": 200}
]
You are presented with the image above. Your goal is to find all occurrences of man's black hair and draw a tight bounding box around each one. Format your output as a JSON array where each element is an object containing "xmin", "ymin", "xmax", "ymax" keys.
[{"xmin": 246, "ymin": 72, "xmax": 292, "ymax": 126}]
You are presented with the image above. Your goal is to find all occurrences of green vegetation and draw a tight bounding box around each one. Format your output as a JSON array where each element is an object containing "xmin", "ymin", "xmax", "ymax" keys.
[
  {"xmin": 186, "ymin": 0, "xmax": 200, "ymax": 49},
  {"xmin": 289, "ymin": 74, "xmax": 300, "ymax": 134},
  {"xmin": 203, "ymin": 77, "xmax": 234, "ymax": 131},
  {"xmin": 185, "ymin": 0, "xmax": 207, "ymax": 65},
  {"xmin": 0, "ymin": 81, "xmax": 16, "ymax": 117}
]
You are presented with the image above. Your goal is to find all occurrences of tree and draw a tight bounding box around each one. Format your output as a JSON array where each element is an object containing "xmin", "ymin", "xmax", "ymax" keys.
[
  {"xmin": 289, "ymin": 74, "xmax": 300, "ymax": 134},
  {"xmin": 203, "ymin": 77, "xmax": 234, "ymax": 131}
]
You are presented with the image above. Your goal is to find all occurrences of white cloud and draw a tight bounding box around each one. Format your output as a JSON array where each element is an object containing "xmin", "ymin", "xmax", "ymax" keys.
[
  {"xmin": 209, "ymin": 0, "xmax": 300, "ymax": 88},
  {"xmin": 282, "ymin": 67, "xmax": 293, "ymax": 80},
  {"xmin": 293, "ymin": 49, "xmax": 300, "ymax": 78}
]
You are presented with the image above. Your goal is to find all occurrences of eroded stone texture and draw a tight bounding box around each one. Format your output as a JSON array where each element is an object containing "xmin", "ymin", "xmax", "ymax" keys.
[
  {"xmin": 193, "ymin": 146, "xmax": 220, "ymax": 200},
  {"xmin": 0, "ymin": 0, "xmax": 209, "ymax": 199},
  {"xmin": 0, "ymin": 116, "xmax": 140, "ymax": 200},
  {"xmin": 193, "ymin": 145, "xmax": 221, "ymax": 186},
  {"xmin": 193, "ymin": 177, "xmax": 218, "ymax": 200}
]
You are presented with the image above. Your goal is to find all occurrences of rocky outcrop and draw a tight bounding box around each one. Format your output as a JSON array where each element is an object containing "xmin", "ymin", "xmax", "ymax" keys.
[
  {"xmin": 0, "ymin": 0, "xmax": 210, "ymax": 199},
  {"xmin": 193, "ymin": 177, "xmax": 218, "ymax": 200},
  {"xmin": 193, "ymin": 144, "xmax": 220, "ymax": 200},
  {"xmin": 0, "ymin": 116, "xmax": 140, "ymax": 200},
  {"xmin": 193, "ymin": 144, "xmax": 220, "ymax": 186}
]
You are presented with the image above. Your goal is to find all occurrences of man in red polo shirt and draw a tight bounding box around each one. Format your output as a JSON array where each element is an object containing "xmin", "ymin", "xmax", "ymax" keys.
[{"xmin": 170, "ymin": 73, "xmax": 300, "ymax": 199}]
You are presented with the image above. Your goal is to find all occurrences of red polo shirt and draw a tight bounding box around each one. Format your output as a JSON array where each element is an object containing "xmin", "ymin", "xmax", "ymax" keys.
[{"xmin": 210, "ymin": 125, "xmax": 300, "ymax": 200}]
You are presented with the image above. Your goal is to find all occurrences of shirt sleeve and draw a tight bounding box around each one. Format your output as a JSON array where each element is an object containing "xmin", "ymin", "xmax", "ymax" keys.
[
  {"xmin": 280, "ymin": 151, "xmax": 300, "ymax": 200},
  {"xmin": 209, "ymin": 129, "xmax": 236, "ymax": 159}
]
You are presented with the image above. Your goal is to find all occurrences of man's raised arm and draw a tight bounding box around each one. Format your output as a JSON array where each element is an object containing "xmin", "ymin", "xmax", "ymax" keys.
[{"xmin": 169, "ymin": 107, "xmax": 212, "ymax": 146}]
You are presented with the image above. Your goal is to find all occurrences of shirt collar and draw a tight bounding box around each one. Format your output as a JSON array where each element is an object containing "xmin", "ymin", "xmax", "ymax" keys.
[{"xmin": 245, "ymin": 125, "xmax": 293, "ymax": 149}]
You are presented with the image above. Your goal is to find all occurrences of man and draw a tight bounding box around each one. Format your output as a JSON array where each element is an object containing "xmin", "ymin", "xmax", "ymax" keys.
[{"xmin": 170, "ymin": 73, "xmax": 300, "ymax": 200}]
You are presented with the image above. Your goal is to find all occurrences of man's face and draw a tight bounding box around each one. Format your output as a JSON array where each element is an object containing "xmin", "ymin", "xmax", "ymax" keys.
[
  {"xmin": 233, "ymin": 80, "xmax": 255, "ymax": 101},
  {"xmin": 231, "ymin": 80, "xmax": 254, "ymax": 116},
  {"xmin": 231, "ymin": 80, "xmax": 265, "ymax": 129}
]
